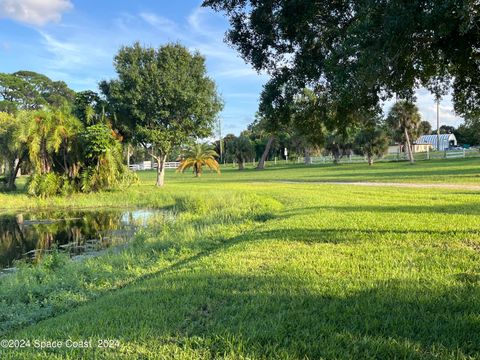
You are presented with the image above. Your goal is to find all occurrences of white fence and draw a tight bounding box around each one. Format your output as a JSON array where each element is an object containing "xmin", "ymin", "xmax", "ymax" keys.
[
  {"xmin": 298, "ymin": 149, "xmax": 477, "ymax": 165},
  {"xmin": 163, "ymin": 162, "xmax": 180, "ymax": 169},
  {"xmin": 444, "ymin": 150, "xmax": 466, "ymax": 159},
  {"xmin": 129, "ymin": 161, "xmax": 180, "ymax": 171}
]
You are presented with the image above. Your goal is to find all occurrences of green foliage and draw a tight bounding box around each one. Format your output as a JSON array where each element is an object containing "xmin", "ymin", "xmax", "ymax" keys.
[
  {"xmin": 324, "ymin": 132, "xmax": 354, "ymax": 163},
  {"xmin": 177, "ymin": 143, "xmax": 220, "ymax": 177},
  {"xmin": 385, "ymin": 101, "xmax": 422, "ymax": 162},
  {"xmin": 17, "ymin": 108, "xmax": 83, "ymax": 175},
  {"xmin": 204, "ymin": 0, "xmax": 479, "ymax": 132},
  {"xmin": 0, "ymin": 111, "xmax": 28, "ymax": 190},
  {"xmin": 101, "ymin": 42, "xmax": 223, "ymax": 186},
  {"xmin": 72, "ymin": 90, "xmax": 105, "ymax": 125},
  {"xmin": 80, "ymin": 124, "xmax": 137, "ymax": 193},
  {"xmin": 80, "ymin": 123, "xmax": 118, "ymax": 160},
  {"xmin": 0, "ymin": 112, "xmax": 21, "ymax": 161},
  {"xmin": 355, "ymin": 128, "xmax": 390, "ymax": 165},
  {"xmin": 418, "ymin": 120, "xmax": 432, "ymax": 135},
  {"xmin": 80, "ymin": 150, "xmax": 138, "ymax": 193},
  {"xmin": 226, "ymin": 135, "xmax": 255, "ymax": 170},
  {"xmin": 456, "ymin": 117, "xmax": 480, "ymax": 146},
  {"xmin": 3, "ymin": 107, "xmax": 136, "ymax": 197},
  {"xmin": 27, "ymin": 173, "xmax": 74, "ymax": 198},
  {"xmin": 0, "ymin": 71, "xmax": 74, "ymax": 112}
]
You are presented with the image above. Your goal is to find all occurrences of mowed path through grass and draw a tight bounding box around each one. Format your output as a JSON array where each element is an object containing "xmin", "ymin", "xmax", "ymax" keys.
[{"xmin": 2, "ymin": 159, "xmax": 480, "ymax": 359}]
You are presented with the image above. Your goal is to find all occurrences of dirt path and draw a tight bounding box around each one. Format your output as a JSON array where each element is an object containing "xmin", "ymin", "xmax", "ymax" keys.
[{"xmin": 278, "ymin": 181, "xmax": 480, "ymax": 191}]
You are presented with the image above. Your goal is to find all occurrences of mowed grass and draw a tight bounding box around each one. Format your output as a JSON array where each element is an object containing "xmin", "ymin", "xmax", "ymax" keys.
[
  {"xmin": 2, "ymin": 160, "xmax": 480, "ymax": 359},
  {"xmin": 173, "ymin": 157, "xmax": 480, "ymax": 185},
  {"xmin": 2, "ymin": 156, "xmax": 480, "ymax": 212}
]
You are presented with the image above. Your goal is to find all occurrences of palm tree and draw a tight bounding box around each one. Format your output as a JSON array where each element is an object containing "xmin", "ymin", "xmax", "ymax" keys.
[
  {"xmin": 177, "ymin": 143, "xmax": 220, "ymax": 177},
  {"xmin": 386, "ymin": 101, "xmax": 421, "ymax": 163},
  {"xmin": 17, "ymin": 108, "xmax": 82, "ymax": 174}
]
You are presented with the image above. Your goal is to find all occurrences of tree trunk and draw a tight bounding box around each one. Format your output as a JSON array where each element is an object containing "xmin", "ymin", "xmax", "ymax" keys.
[
  {"xmin": 367, "ymin": 155, "xmax": 373, "ymax": 166},
  {"xmin": 6, "ymin": 158, "xmax": 22, "ymax": 191},
  {"xmin": 304, "ymin": 147, "xmax": 311, "ymax": 165},
  {"xmin": 156, "ymin": 155, "xmax": 167, "ymax": 187},
  {"xmin": 238, "ymin": 157, "xmax": 245, "ymax": 170},
  {"xmin": 333, "ymin": 149, "xmax": 341, "ymax": 164},
  {"xmin": 256, "ymin": 135, "xmax": 274, "ymax": 170},
  {"xmin": 404, "ymin": 128, "xmax": 414, "ymax": 163},
  {"xmin": 40, "ymin": 139, "xmax": 50, "ymax": 174},
  {"xmin": 127, "ymin": 144, "xmax": 131, "ymax": 168}
]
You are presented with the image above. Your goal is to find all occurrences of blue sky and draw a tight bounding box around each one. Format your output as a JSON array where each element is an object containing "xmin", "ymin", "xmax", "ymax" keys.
[{"xmin": 0, "ymin": 0, "xmax": 463, "ymax": 134}]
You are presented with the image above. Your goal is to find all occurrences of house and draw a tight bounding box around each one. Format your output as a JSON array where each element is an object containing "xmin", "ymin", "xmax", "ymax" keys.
[{"xmin": 417, "ymin": 134, "xmax": 457, "ymax": 151}]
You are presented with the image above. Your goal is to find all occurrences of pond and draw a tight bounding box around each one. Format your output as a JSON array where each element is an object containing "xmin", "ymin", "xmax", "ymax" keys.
[{"xmin": 0, "ymin": 208, "xmax": 161, "ymax": 271}]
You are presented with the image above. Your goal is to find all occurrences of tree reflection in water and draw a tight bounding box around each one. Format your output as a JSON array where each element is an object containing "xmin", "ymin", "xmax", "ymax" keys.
[{"xmin": 0, "ymin": 209, "xmax": 157, "ymax": 269}]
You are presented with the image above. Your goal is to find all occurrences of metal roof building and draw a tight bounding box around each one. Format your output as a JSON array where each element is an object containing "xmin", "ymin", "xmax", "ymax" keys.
[{"xmin": 416, "ymin": 134, "xmax": 457, "ymax": 150}]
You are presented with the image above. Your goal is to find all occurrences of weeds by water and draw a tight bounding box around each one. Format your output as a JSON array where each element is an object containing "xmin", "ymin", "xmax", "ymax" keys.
[{"xmin": 0, "ymin": 192, "xmax": 282, "ymax": 334}]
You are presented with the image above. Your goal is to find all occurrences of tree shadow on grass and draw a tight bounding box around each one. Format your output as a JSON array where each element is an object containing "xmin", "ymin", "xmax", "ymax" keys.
[
  {"xmin": 5, "ymin": 196, "xmax": 480, "ymax": 358},
  {"xmin": 13, "ymin": 271, "xmax": 480, "ymax": 359},
  {"xmin": 278, "ymin": 202, "xmax": 480, "ymax": 217},
  {"xmin": 224, "ymin": 228, "xmax": 480, "ymax": 246}
]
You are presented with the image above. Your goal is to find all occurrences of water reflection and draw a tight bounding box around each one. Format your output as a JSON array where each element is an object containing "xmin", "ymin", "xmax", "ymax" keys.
[{"xmin": 0, "ymin": 209, "xmax": 159, "ymax": 269}]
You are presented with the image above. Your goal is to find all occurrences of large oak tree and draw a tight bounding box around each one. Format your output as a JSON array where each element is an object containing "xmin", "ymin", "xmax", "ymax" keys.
[
  {"xmin": 101, "ymin": 43, "xmax": 223, "ymax": 186},
  {"xmin": 204, "ymin": 0, "xmax": 479, "ymax": 129}
]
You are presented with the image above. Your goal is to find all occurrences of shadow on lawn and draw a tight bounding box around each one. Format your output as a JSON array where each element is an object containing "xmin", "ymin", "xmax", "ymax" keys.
[
  {"xmin": 7, "ymin": 219, "xmax": 480, "ymax": 358},
  {"xmin": 6, "ymin": 191, "xmax": 480, "ymax": 358},
  {"xmin": 10, "ymin": 204, "xmax": 480, "ymax": 359},
  {"xmin": 20, "ymin": 270, "xmax": 480, "ymax": 359},
  {"xmin": 279, "ymin": 202, "xmax": 480, "ymax": 217},
  {"xmin": 224, "ymin": 227, "xmax": 480, "ymax": 245},
  {"xmin": 131, "ymin": 273, "xmax": 480, "ymax": 358},
  {"xmin": 297, "ymin": 166, "xmax": 480, "ymax": 180}
]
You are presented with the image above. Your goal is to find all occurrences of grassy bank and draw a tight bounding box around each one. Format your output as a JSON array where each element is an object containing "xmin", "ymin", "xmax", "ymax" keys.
[
  {"xmin": 1, "ymin": 161, "xmax": 480, "ymax": 358},
  {"xmin": 0, "ymin": 190, "xmax": 281, "ymax": 334}
]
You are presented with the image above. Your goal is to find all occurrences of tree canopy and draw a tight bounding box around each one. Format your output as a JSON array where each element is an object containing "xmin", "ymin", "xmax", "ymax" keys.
[
  {"xmin": 0, "ymin": 71, "xmax": 75, "ymax": 112},
  {"xmin": 203, "ymin": 0, "xmax": 480, "ymax": 128},
  {"xmin": 100, "ymin": 42, "xmax": 223, "ymax": 186}
]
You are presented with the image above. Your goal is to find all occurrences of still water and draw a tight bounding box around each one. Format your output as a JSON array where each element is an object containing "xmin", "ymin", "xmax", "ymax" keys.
[{"xmin": 0, "ymin": 209, "xmax": 159, "ymax": 270}]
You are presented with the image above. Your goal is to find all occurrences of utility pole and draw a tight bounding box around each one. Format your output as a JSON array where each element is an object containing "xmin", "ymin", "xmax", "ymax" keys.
[
  {"xmin": 216, "ymin": 117, "xmax": 223, "ymax": 163},
  {"xmin": 436, "ymin": 97, "xmax": 440, "ymax": 151}
]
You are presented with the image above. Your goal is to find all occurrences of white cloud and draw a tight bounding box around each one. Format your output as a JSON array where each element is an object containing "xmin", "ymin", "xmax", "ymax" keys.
[
  {"xmin": 139, "ymin": 12, "xmax": 179, "ymax": 38},
  {"xmin": 415, "ymin": 90, "xmax": 462, "ymax": 127},
  {"xmin": 215, "ymin": 68, "xmax": 261, "ymax": 78},
  {"xmin": 187, "ymin": 7, "xmax": 223, "ymax": 39},
  {"xmin": 382, "ymin": 89, "xmax": 463, "ymax": 128},
  {"xmin": 140, "ymin": 7, "xmax": 267, "ymax": 82},
  {"xmin": 39, "ymin": 31, "xmax": 109, "ymax": 68},
  {"xmin": 0, "ymin": 0, "xmax": 72, "ymax": 26}
]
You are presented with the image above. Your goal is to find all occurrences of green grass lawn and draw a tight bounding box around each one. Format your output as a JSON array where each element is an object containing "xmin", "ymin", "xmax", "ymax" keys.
[{"xmin": 2, "ymin": 159, "xmax": 480, "ymax": 359}]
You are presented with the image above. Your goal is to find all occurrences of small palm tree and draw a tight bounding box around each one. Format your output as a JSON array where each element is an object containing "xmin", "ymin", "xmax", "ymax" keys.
[{"xmin": 177, "ymin": 143, "xmax": 220, "ymax": 177}]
